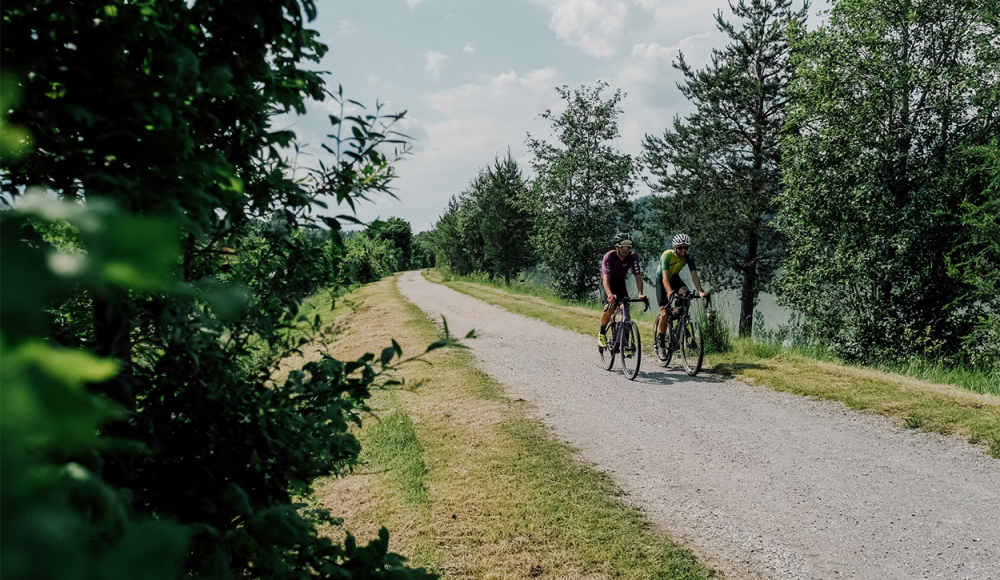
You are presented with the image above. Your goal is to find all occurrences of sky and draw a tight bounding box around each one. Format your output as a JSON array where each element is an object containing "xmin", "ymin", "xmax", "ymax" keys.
[{"xmin": 280, "ymin": 0, "xmax": 827, "ymax": 233}]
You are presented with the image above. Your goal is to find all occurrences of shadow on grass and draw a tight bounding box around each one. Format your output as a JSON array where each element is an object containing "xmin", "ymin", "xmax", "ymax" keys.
[{"xmin": 711, "ymin": 362, "xmax": 769, "ymax": 376}]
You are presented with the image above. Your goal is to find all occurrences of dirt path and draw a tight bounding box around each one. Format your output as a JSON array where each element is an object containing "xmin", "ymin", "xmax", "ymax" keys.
[{"xmin": 397, "ymin": 271, "xmax": 1000, "ymax": 580}]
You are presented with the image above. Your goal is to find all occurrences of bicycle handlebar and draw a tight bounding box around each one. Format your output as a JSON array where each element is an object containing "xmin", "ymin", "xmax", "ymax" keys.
[
  {"xmin": 669, "ymin": 292, "xmax": 712, "ymax": 309},
  {"xmin": 613, "ymin": 296, "xmax": 650, "ymax": 312}
]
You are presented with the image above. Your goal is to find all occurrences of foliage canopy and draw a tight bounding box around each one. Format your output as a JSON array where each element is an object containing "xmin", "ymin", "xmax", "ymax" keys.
[
  {"xmin": 778, "ymin": 0, "xmax": 1000, "ymax": 364},
  {"xmin": 527, "ymin": 82, "xmax": 636, "ymax": 300}
]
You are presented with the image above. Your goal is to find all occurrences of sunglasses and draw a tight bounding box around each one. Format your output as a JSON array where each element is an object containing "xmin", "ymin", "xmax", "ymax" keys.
[{"xmin": 675, "ymin": 246, "xmax": 689, "ymax": 251}]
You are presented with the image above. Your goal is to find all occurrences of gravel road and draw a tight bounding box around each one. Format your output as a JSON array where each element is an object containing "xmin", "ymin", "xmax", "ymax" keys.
[{"xmin": 397, "ymin": 271, "xmax": 1000, "ymax": 580}]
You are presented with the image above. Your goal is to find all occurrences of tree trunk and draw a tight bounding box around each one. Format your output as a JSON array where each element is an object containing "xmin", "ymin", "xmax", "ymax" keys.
[{"xmin": 738, "ymin": 230, "xmax": 759, "ymax": 338}]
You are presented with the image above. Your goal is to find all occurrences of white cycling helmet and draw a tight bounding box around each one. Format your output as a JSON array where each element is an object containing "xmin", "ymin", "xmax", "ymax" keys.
[{"xmin": 672, "ymin": 233, "xmax": 691, "ymax": 247}]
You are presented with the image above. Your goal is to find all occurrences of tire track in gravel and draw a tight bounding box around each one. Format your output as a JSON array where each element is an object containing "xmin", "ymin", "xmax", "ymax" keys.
[{"xmin": 397, "ymin": 271, "xmax": 1000, "ymax": 580}]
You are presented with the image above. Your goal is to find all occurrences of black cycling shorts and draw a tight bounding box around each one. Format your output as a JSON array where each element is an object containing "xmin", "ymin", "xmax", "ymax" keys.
[
  {"xmin": 655, "ymin": 272, "xmax": 687, "ymax": 308},
  {"xmin": 600, "ymin": 278, "xmax": 629, "ymax": 311}
]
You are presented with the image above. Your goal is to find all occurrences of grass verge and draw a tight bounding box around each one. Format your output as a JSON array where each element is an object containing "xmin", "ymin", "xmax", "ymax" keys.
[
  {"xmin": 425, "ymin": 270, "xmax": 1000, "ymax": 459},
  {"xmin": 299, "ymin": 275, "xmax": 718, "ymax": 579}
]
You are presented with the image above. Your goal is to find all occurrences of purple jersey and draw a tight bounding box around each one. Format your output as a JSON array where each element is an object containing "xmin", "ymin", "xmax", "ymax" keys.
[{"xmin": 602, "ymin": 250, "xmax": 640, "ymax": 280}]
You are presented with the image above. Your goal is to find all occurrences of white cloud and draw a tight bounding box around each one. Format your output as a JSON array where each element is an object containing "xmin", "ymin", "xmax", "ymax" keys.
[
  {"xmin": 337, "ymin": 20, "xmax": 355, "ymax": 36},
  {"xmin": 405, "ymin": 0, "xmax": 425, "ymax": 6},
  {"xmin": 366, "ymin": 67, "xmax": 567, "ymax": 228},
  {"xmin": 622, "ymin": 32, "xmax": 721, "ymax": 85},
  {"xmin": 545, "ymin": 0, "xmax": 637, "ymax": 58},
  {"xmin": 463, "ymin": 42, "xmax": 475, "ymax": 53},
  {"xmin": 530, "ymin": 0, "xmax": 732, "ymax": 58},
  {"xmin": 424, "ymin": 51, "xmax": 449, "ymax": 79}
]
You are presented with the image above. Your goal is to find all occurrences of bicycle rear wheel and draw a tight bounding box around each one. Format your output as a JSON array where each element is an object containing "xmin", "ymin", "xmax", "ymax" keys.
[
  {"xmin": 679, "ymin": 318, "xmax": 704, "ymax": 376},
  {"xmin": 653, "ymin": 314, "xmax": 672, "ymax": 368},
  {"xmin": 600, "ymin": 324, "xmax": 616, "ymax": 370},
  {"xmin": 620, "ymin": 321, "xmax": 641, "ymax": 380}
]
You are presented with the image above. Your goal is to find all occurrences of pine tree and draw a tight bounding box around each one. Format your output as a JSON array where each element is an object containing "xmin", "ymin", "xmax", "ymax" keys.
[
  {"xmin": 478, "ymin": 151, "xmax": 535, "ymax": 283},
  {"xmin": 642, "ymin": 0, "xmax": 808, "ymax": 336}
]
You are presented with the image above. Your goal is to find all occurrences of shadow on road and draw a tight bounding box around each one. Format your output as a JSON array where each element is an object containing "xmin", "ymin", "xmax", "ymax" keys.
[{"xmin": 633, "ymin": 366, "xmax": 730, "ymax": 385}]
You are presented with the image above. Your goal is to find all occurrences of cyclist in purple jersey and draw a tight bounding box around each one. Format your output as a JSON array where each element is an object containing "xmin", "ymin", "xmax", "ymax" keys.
[{"xmin": 598, "ymin": 232, "xmax": 645, "ymax": 347}]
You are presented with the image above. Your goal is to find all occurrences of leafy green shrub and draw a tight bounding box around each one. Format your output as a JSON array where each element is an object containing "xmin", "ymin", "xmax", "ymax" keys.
[
  {"xmin": 343, "ymin": 234, "xmax": 397, "ymax": 284},
  {"xmin": 2, "ymin": 0, "xmax": 431, "ymax": 577},
  {"xmin": 698, "ymin": 306, "xmax": 732, "ymax": 354}
]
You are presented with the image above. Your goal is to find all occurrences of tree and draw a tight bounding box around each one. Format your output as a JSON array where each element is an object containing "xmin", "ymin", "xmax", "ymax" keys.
[
  {"xmin": 412, "ymin": 230, "xmax": 436, "ymax": 269},
  {"xmin": 475, "ymin": 152, "xmax": 535, "ymax": 282},
  {"xmin": 778, "ymin": 0, "xmax": 1000, "ymax": 363},
  {"xmin": 342, "ymin": 231, "xmax": 397, "ymax": 283},
  {"xmin": 528, "ymin": 82, "xmax": 636, "ymax": 300},
  {"xmin": 431, "ymin": 153, "xmax": 535, "ymax": 282},
  {"xmin": 642, "ymin": 0, "xmax": 808, "ymax": 337},
  {"xmin": 1, "ymin": 0, "xmax": 430, "ymax": 577},
  {"xmin": 432, "ymin": 189, "xmax": 488, "ymax": 277},
  {"xmin": 368, "ymin": 217, "xmax": 413, "ymax": 271},
  {"xmin": 947, "ymin": 140, "xmax": 1000, "ymax": 372}
]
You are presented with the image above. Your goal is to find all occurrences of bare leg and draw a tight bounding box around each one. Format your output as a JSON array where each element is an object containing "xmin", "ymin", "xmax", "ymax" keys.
[{"xmin": 658, "ymin": 307, "xmax": 670, "ymax": 333}]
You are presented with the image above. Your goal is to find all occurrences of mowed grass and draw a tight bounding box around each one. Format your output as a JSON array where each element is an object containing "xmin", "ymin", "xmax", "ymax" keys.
[
  {"xmin": 292, "ymin": 276, "xmax": 718, "ymax": 578},
  {"xmin": 426, "ymin": 270, "xmax": 1000, "ymax": 458}
]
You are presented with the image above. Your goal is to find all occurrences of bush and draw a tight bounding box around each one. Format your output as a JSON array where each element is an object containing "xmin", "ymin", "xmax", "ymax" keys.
[
  {"xmin": 342, "ymin": 234, "xmax": 396, "ymax": 284},
  {"xmin": 699, "ymin": 306, "xmax": 732, "ymax": 354}
]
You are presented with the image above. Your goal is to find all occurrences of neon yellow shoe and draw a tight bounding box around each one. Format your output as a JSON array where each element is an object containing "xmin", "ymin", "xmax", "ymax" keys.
[{"xmin": 598, "ymin": 333, "xmax": 607, "ymax": 348}]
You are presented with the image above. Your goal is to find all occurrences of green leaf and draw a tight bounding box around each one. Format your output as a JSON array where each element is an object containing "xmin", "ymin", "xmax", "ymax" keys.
[{"xmin": 223, "ymin": 483, "xmax": 252, "ymax": 516}]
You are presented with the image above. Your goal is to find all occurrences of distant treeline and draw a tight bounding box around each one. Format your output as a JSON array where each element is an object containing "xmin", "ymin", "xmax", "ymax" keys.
[
  {"xmin": 336, "ymin": 217, "xmax": 434, "ymax": 284},
  {"xmin": 428, "ymin": 0, "xmax": 999, "ymax": 372}
]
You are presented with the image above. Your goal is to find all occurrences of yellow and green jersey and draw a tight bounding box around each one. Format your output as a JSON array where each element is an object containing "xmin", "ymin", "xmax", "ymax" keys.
[{"xmin": 657, "ymin": 249, "xmax": 698, "ymax": 277}]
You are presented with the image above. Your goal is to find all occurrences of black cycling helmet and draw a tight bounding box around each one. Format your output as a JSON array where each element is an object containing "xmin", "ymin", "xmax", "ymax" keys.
[{"xmin": 613, "ymin": 232, "xmax": 632, "ymax": 247}]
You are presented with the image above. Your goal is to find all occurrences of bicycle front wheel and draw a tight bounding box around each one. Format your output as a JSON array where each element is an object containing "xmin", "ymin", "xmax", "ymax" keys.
[
  {"xmin": 653, "ymin": 314, "xmax": 672, "ymax": 368},
  {"xmin": 600, "ymin": 325, "xmax": 616, "ymax": 371},
  {"xmin": 621, "ymin": 321, "xmax": 641, "ymax": 380},
  {"xmin": 679, "ymin": 318, "xmax": 704, "ymax": 376}
]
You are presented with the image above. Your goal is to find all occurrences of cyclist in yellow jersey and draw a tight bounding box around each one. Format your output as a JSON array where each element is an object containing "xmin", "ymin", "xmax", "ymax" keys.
[{"xmin": 655, "ymin": 234, "xmax": 706, "ymax": 350}]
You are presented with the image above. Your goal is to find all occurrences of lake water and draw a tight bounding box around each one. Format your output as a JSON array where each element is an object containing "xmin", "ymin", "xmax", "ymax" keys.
[{"xmin": 520, "ymin": 264, "xmax": 793, "ymax": 333}]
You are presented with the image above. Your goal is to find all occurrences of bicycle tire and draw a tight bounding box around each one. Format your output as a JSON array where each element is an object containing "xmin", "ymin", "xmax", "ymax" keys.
[
  {"xmin": 653, "ymin": 314, "xmax": 672, "ymax": 368},
  {"xmin": 600, "ymin": 324, "xmax": 616, "ymax": 371},
  {"xmin": 679, "ymin": 318, "xmax": 704, "ymax": 376},
  {"xmin": 621, "ymin": 321, "xmax": 641, "ymax": 380}
]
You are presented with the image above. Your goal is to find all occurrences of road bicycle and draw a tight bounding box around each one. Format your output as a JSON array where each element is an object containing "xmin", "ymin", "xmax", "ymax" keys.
[
  {"xmin": 653, "ymin": 292, "xmax": 707, "ymax": 376},
  {"xmin": 599, "ymin": 296, "xmax": 649, "ymax": 380}
]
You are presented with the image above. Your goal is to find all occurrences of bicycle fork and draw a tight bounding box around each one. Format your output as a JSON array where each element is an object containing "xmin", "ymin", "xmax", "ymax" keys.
[
  {"xmin": 609, "ymin": 303, "xmax": 631, "ymax": 352},
  {"xmin": 620, "ymin": 303, "xmax": 635, "ymax": 356}
]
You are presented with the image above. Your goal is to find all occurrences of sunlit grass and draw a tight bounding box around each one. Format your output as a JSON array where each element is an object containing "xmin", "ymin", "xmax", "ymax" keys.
[{"xmin": 875, "ymin": 357, "xmax": 1000, "ymax": 397}]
